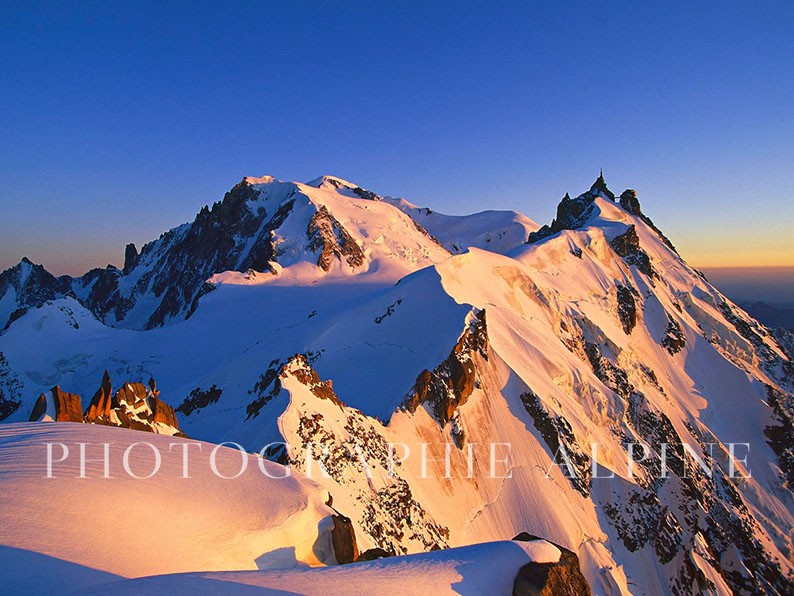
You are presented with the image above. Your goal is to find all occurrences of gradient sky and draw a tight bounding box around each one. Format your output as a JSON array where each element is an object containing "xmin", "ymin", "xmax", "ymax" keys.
[{"xmin": 1, "ymin": 1, "xmax": 793, "ymax": 275}]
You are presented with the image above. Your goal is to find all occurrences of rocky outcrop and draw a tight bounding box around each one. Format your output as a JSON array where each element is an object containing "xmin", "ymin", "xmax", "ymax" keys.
[
  {"xmin": 519, "ymin": 390, "xmax": 591, "ymax": 497},
  {"xmin": 403, "ymin": 310, "xmax": 488, "ymax": 425},
  {"xmin": 764, "ymin": 384, "xmax": 794, "ymax": 488},
  {"xmin": 619, "ymin": 189, "xmax": 642, "ymax": 215},
  {"xmin": 28, "ymin": 372, "xmax": 183, "ymax": 435},
  {"xmin": 661, "ymin": 316, "xmax": 686, "ymax": 355},
  {"xmin": 149, "ymin": 379, "xmax": 179, "ymax": 428},
  {"xmin": 29, "ymin": 386, "xmax": 83, "ymax": 422},
  {"xmin": 265, "ymin": 358, "xmax": 450, "ymax": 555},
  {"xmin": 527, "ymin": 174, "xmax": 615, "ymax": 244},
  {"xmin": 287, "ymin": 355, "xmax": 343, "ymax": 405},
  {"xmin": 177, "ymin": 384, "xmax": 223, "ymax": 416},
  {"xmin": 306, "ymin": 205, "xmax": 366, "ymax": 271},
  {"xmin": 355, "ymin": 547, "xmax": 394, "ymax": 562},
  {"xmin": 85, "ymin": 370, "xmax": 113, "ymax": 422},
  {"xmin": 528, "ymin": 193, "xmax": 597, "ymax": 244},
  {"xmin": 511, "ymin": 533, "xmax": 592, "ymax": 596},
  {"xmin": 112, "ymin": 380, "xmax": 181, "ymax": 433},
  {"xmin": 51, "ymin": 387, "xmax": 84, "ymax": 422},
  {"xmin": 330, "ymin": 513, "xmax": 359, "ymax": 564},
  {"xmin": 609, "ymin": 225, "xmax": 656, "ymax": 278},
  {"xmin": 616, "ymin": 284, "xmax": 638, "ymax": 334},
  {"xmin": 618, "ymin": 189, "xmax": 678, "ymax": 253}
]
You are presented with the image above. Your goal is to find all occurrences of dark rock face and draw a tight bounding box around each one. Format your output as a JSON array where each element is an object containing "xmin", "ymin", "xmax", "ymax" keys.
[
  {"xmin": 123, "ymin": 243, "xmax": 139, "ymax": 274},
  {"xmin": 246, "ymin": 359, "xmax": 284, "ymax": 419},
  {"xmin": 77, "ymin": 265, "xmax": 131, "ymax": 323},
  {"xmin": 519, "ymin": 390, "xmax": 591, "ymax": 497},
  {"xmin": 511, "ymin": 534, "xmax": 592, "ymax": 596},
  {"xmin": 609, "ymin": 225, "xmax": 656, "ymax": 278},
  {"xmin": 619, "ymin": 189, "xmax": 642, "ymax": 215},
  {"xmin": 773, "ymin": 327, "xmax": 794, "ymax": 360},
  {"xmin": 662, "ymin": 316, "xmax": 686, "ymax": 354},
  {"xmin": 764, "ymin": 384, "xmax": 794, "ymax": 489},
  {"xmin": 0, "ymin": 352, "xmax": 22, "ymax": 420},
  {"xmin": 527, "ymin": 174, "xmax": 616, "ymax": 244},
  {"xmin": 590, "ymin": 171, "xmax": 615, "ymax": 202},
  {"xmin": 177, "ymin": 384, "xmax": 223, "ymax": 416},
  {"xmin": 618, "ymin": 188, "xmax": 679, "ymax": 253},
  {"xmin": 306, "ymin": 205, "xmax": 366, "ymax": 271},
  {"xmin": 583, "ymin": 341, "xmax": 632, "ymax": 399},
  {"xmin": 139, "ymin": 181, "xmax": 294, "ymax": 329},
  {"xmin": 403, "ymin": 310, "xmax": 488, "ymax": 425},
  {"xmin": 28, "ymin": 394, "xmax": 47, "ymax": 422},
  {"xmin": 355, "ymin": 547, "xmax": 394, "ymax": 562},
  {"xmin": 528, "ymin": 193, "xmax": 597, "ymax": 244},
  {"xmin": 331, "ymin": 513, "xmax": 359, "ymax": 564},
  {"xmin": 616, "ymin": 284, "xmax": 637, "ymax": 334}
]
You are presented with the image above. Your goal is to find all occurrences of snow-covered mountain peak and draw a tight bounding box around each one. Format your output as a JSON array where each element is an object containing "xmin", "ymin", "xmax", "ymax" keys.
[
  {"xmin": 242, "ymin": 174, "xmax": 278, "ymax": 186},
  {"xmin": 304, "ymin": 175, "xmax": 382, "ymax": 201},
  {"xmin": 306, "ymin": 174, "xmax": 357, "ymax": 189}
]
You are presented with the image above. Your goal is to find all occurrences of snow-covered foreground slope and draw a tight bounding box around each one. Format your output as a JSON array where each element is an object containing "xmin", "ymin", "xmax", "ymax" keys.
[
  {"xmin": 0, "ymin": 423, "xmax": 339, "ymax": 588},
  {"xmin": 0, "ymin": 425, "xmax": 574, "ymax": 596},
  {"xmin": 1, "ymin": 173, "xmax": 793, "ymax": 595},
  {"xmin": 87, "ymin": 540, "xmax": 561, "ymax": 596}
]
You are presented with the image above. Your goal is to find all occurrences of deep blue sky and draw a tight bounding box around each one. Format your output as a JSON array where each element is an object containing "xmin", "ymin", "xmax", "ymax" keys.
[{"xmin": 1, "ymin": 1, "xmax": 793, "ymax": 274}]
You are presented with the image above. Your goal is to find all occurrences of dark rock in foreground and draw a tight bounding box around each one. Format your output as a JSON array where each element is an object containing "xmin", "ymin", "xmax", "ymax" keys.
[
  {"xmin": 331, "ymin": 513, "xmax": 359, "ymax": 564},
  {"xmin": 512, "ymin": 533, "xmax": 592, "ymax": 596}
]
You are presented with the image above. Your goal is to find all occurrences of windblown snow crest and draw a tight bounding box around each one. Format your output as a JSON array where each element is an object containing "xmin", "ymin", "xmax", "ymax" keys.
[{"xmin": 1, "ymin": 173, "xmax": 794, "ymax": 595}]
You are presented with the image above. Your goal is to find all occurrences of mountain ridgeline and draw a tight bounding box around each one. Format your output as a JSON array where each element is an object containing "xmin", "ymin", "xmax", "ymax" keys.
[{"xmin": 1, "ymin": 173, "xmax": 793, "ymax": 595}]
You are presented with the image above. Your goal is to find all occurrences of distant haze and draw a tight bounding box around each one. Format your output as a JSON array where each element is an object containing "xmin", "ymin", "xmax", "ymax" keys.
[{"xmin": 700, "ymin": 267, "xmax": 794, "ymax": 306}]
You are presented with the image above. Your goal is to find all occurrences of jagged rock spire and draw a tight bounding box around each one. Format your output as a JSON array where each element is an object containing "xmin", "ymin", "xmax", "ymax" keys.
[
  {"xmin": 589, "ymin": 170, "xmax": 615, "ymax": 201},
  {"xmin": 123, "ymin": 244, "xmax": 139, "ymax": 275}
]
